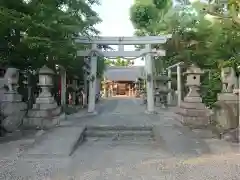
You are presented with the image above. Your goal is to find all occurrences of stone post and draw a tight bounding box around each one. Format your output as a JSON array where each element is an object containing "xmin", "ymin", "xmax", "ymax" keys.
[
  {"xmin": 60, "ymin": 69, "xmax": 66, "ymax": 107},
  {"xmin": 83, "ymin": 71, "xmax": 88, "ymax": 107},
  {"xmin": 72, "ymin": 76, "xmax": 78, "ymax": 105},
  {"xmin": 88, "ymin": 44, "xmax": 97, "ymax": 113},
  {"xmin": 103, "ymin": 77, "xmax": 107, "ymax": 97},
  {"xmin": 145, "ymin": 44, "xmax": 155, "ymax": 113},
  {"xmin": 176, "ymin": 64, "xmax": 211, "ymax": 128},
  {"xmin": 177, "ymin": 64, "xmax": 182, "ymax": 106},
  {"xmin": 167, "ymin": 69, "xmax": 172, "ymax": 105},
  {"xmin": 23, "ymin": 65, "xmax": 61, "ymax": 129}
]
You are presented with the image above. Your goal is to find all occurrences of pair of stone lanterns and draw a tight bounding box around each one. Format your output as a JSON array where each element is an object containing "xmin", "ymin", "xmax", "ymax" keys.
[{"xmin": 23, "ymin": 65, "xmax": 61, "ymax": 129}]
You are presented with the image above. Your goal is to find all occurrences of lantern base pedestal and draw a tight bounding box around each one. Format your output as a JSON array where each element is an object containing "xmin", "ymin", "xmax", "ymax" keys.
[
  {"xmin": 176, "ymin": 101, "xmax": 211, "ymax": 129},
  {"xmin": 23, "ymin": 95, "xmax": 61, "ymax": 130}
]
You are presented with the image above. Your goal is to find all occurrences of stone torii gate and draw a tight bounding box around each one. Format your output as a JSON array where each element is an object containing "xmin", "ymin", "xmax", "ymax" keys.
[{"xmin": 76, "ymin": 35, "xmax": 171, "ymax": 114}]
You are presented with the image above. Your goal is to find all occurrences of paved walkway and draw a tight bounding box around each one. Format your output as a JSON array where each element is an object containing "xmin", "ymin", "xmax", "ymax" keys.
[{"xmin": 0, "ymin": 97, "xmax": 239, "ymax": 179}]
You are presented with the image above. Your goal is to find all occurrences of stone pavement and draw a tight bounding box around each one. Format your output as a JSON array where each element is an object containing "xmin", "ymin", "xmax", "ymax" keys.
[{"xmin": 0, "ymin": 97, "xmax": 239, "ymax": 179}]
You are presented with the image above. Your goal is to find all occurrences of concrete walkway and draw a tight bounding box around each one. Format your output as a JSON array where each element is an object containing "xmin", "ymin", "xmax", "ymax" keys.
[
  {"xmin": 0, "ymin": 97, "xmax": 239, "ymax": 179},
  {"xmin": 62, "ymin": 97, "xmax": 237, "ymax": 155}
]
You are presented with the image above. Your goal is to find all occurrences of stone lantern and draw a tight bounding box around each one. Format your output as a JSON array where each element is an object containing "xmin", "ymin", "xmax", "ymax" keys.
[
  {"xmin": 154, "ymin": 74, "xmax": 171, "ymax": 108},
  {"xmin": 176, "ymin": 64, "xmax": 211, "ymax": 128},
  {"xmin": 38, "ymin": 65, "xmax": 54, "ymax": 99},
  {"xmin": 184, "ymin": 64, "xmax": 204, "ymax": 102},
  {"xmin": 23, "ymin": 65, "xmax": 61, "ymax": 129}
]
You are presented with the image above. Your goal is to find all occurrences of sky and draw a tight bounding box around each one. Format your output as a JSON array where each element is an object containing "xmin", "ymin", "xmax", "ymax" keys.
[{"xmin": 93, "ymin": 0, "xmax": 145, "ymax": 66}]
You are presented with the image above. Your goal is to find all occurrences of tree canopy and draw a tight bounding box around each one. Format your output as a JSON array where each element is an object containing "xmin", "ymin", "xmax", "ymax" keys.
[
  {"xmin": 104, "ymin": 57, "xmax": 133, "ymax": 67},
  {"xmin": 0, "ymin": 0, "xmax": 101, "ymax": 76},
  {"xmin": 130, "ymin": 0, "xmax": 240, "ymax": 107}
]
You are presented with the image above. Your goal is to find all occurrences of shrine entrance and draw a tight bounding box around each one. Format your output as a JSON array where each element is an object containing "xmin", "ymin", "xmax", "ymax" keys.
[
  {"xmin": 106, "ymin": 81, "xmax": 135, "ymax": 96},
  {"xmin": 115, "ymin": 81, "xmax": 134, "ymax": 96},
  {"xmin": 76, "ymin": 35, "xmax": 171, "ymax": 113}
]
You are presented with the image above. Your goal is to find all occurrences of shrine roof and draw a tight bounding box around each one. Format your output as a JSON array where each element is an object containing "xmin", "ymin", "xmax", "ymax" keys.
[{"xmin": 104, "ymin": 66, "xmax": 145, "ymax": 81}]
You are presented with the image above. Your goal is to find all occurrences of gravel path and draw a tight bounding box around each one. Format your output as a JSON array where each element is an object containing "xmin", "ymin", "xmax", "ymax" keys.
[{"xmin": 0, "ymin": 97, "xmax": 239, "ymax": 179}]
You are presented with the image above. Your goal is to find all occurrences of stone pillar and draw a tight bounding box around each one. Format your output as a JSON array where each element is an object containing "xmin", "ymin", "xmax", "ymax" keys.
[
  {"xmin": 167, "ymin": 69, "xmax": 172, "ymax": 105},
  {"xmin": 145, "ymin": 44, "xmax": 155, "ymax": 113},
  {"xmin": 23, "ymin": 65, "xmax": 61, "ymax": 129},
  {"xmin": 72, "ymin": 76, "xmax": 78, "ymax": 105},
  {"xmin": 176, "ymin": 64, "xmax": 211, "ymax": 128},
  {"xmin": 103, "ymin": 77, "xmax": 107, "ymax": 97},
  {"xmin": 88, "ymin": 44, "xmax": 97, "ymax": 113},
  {"xmin": 1, "ymin": 68, "xmax": 27, "ymax": 132},
  {"xmin": 60, "ymin": 69, "xmax": 66, "ymax": 107},
  {"xmin": 177, "ymin": 65, "xmax": 182, "ymax": 106},
  {"xmin": 83, "ymin": 71, "xmax": 88, "ymax": 107}
]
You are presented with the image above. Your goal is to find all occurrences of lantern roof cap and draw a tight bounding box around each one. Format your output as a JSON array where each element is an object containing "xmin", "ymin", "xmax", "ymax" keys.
[
  {"xmin": 39, "ymin": 65, "xmax": 54, "ymax": 75},
  {"xmin": 184, "ymin": 64, "xmax": 204, "ymax": 75}
]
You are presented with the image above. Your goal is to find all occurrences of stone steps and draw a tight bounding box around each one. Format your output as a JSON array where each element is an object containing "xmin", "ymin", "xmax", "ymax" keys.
[
  {"xmin": 24, "ymin": 126, "xmax": 85, "ymax": 157},
  {"xmin": 86, "ymin": 125, "xmax": 153, "ymax": 131},
  {"xmin": 84, "ymin": 125, "xmax": 154, "ymax": 141},
  {"xmin": 84, "ymin": 137, "xmax": 158, "ymax": 147},
  {"xmin": 85, "ymin": 130, "xmax": 153, "ymax": 138},
  {"xmin": 204, "ymin": 139, "xmax": 239, "ymax": 154}
]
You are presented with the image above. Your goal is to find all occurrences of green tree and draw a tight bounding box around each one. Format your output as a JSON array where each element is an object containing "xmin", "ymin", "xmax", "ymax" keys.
[
  {"xmin": 130, "ymin": 0, "xmax": 240, "ymax": 107},
  {"xmin": 114, "ymin": 57, "xmax": 131, "ymax": 66},
  {"xmin": 0, "ymin": 0, "xmax": 101, "ymax": 74}
]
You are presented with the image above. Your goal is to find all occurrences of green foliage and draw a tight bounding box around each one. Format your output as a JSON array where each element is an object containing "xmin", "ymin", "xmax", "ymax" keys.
[
  {"xmin": 130, "ymin": 0, "xmax": 240, "ymax": 107},
  {"xmin": 104, "ymin": 57, "xmax": 132, "ymax": 67},
  {"xmin": 201, "ymin": 71, "xmax": 222, "ymax": 108},
  {"xmin": 0, "ymin": 0, "xmax": 103, "ymax": 78},
  {"xmin": 97, "ymin": 57, "xmax": 105, "ymax": 78},
  {"xmin": 130, "ymin": 4, "xmax": 159, "ymax": 29},
  {"xmin": 153, "ymin": 0, "xmax": 170, "ymax": 10}
]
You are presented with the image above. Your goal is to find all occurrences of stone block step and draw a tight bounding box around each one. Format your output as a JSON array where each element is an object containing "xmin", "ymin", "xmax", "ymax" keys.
[
  {"xmin": 85, "ymin": 125, "xmax": 153, "ymax": 131},
  {"xmin": 24, "ymin": 126, "xmax": 85, "ymax": 157},
  {"xmin": 85, "ymin": 130, "xmax": 153, "ymax": 138},
  {"xmin": 86, "ymin": 137, "xmax": 156, "ymax": 146},
  {"xmin": 191, "ymin": 129, "xmax": 219, "ymax": 139},
  {"xmin": 204, "ymin": 139, "xmax": 239, "ymax": 154}
]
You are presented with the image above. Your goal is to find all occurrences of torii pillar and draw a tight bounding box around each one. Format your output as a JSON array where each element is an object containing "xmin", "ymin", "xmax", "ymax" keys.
[
  {"xmin": 88, "ymin": 44, "xmax": 98, "ymax": 114},
  {"xmin": 145, "ymin": 44, "xmax": 155, "ymax": 113}
]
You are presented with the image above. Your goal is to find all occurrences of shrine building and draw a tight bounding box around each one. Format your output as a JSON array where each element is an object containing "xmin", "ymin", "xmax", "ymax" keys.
[{"xmin": 104, "ymin": 66, "xmax": 145, "ymax": 96}]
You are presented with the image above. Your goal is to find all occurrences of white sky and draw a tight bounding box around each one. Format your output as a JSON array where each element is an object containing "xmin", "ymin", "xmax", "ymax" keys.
[{"xmin": 93, "ymin": 0, "xmax": 145, "ymax": 66}]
